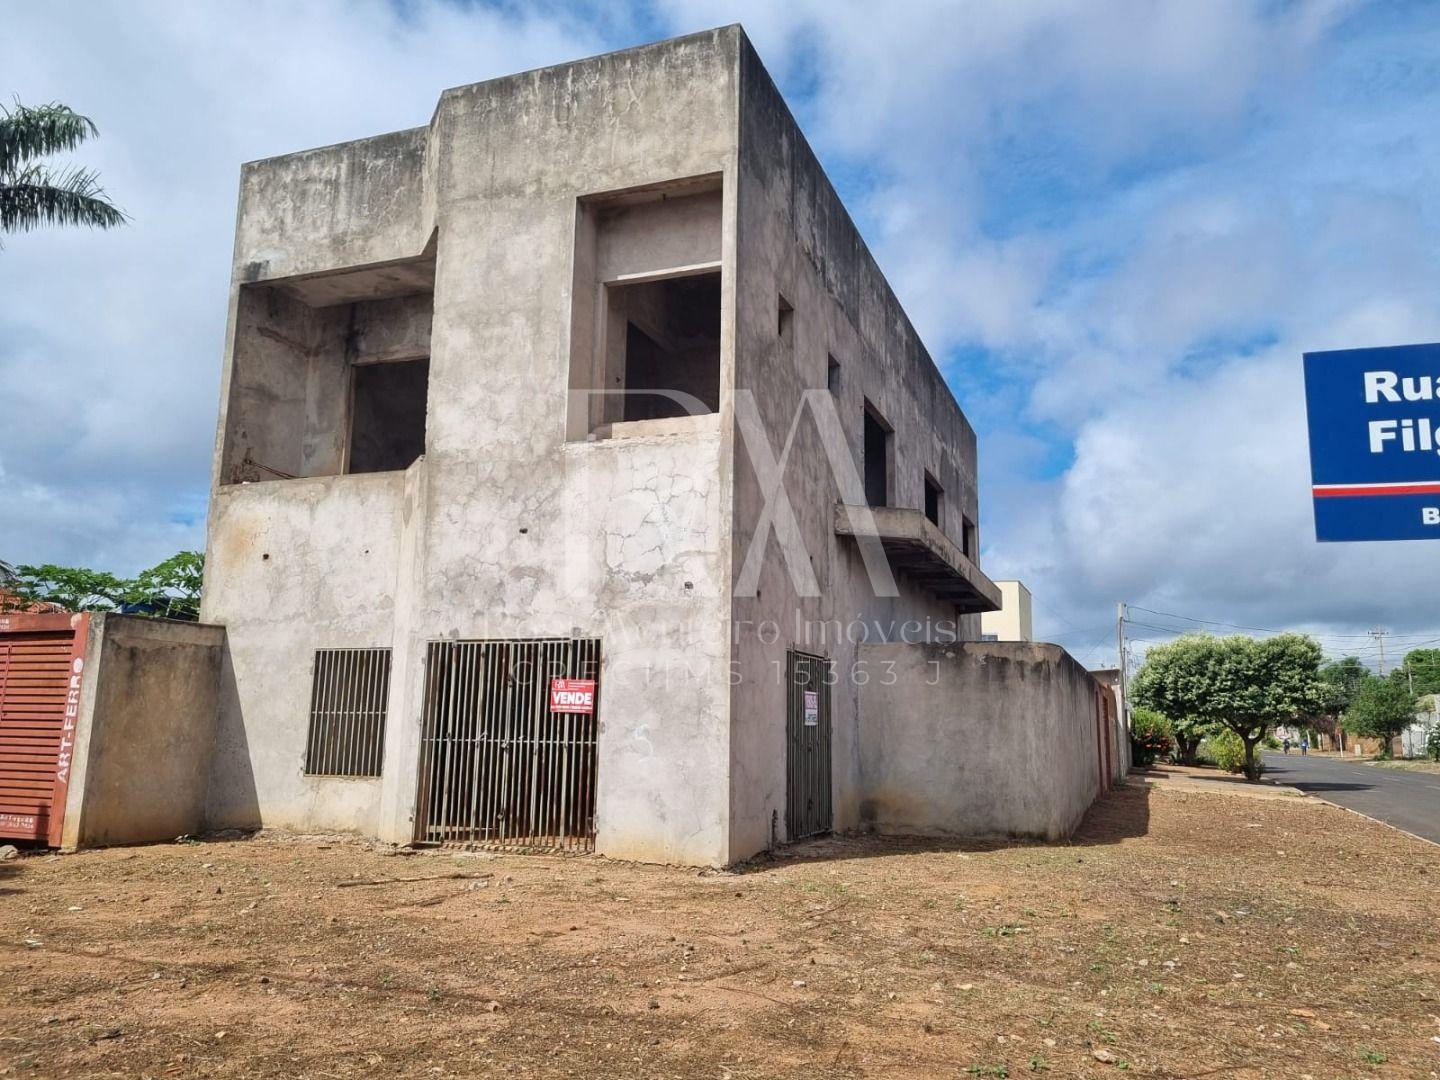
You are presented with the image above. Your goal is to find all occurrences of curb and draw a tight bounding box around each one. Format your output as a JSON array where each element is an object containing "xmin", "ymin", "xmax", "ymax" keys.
[{"xmin": 1296, "ymin": 793, "xmax": 1440, "ymax": 851}]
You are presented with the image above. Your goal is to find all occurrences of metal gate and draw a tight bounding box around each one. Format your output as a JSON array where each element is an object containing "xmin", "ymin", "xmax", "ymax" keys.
[
  {"xmin": 786, "ymin": 649, "xmax": 832, "ymax": 841},
  {"xmin": 416, "ymin": 638, "xmax": 600, "ymax": 851},
  {"xmin": 0, "ymin": 613, "xmax": 90, "ymax": 846}
]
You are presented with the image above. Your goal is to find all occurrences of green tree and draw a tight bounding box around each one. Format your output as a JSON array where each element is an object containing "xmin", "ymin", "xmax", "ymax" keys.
[
  {"xmin": 1129, "ymin": 708, "xmax": 1174, "ymax": 768},
  {"xmin": 1309, "ymin": 655, "xmax": 1368, "ymax": 748},
  {"xmin": 1, "ymin": 101, "xmax": 126, "ymax": 237},
  {"xmin": 1166, "ymin": 714, "xmax": 1211, "ymax": 766},
  {"xmin": 1129, "ymin": 635, "xmax": 1230, "ymax": 765},
  {"xmin": 1397, "ymin": 648, "xmax": 1440, "ymax": 696},
  {"xmin": 3, "ymin": 563, "xmax": 126, "ymax": 611},
  {"xmin": 1217, "ymin": 633, "xmax": 1326, "ymax": 779},
  {"xmin": 1342, "ymin": 676, "xmax": 1416, "ymax": 759},
  {"xmin": 1318, "ymin": 656, "xmax": 1367, "ymax": 709},
  {"xmin": 122, "ymin": 551, "xmax": 204, "ymax": 621},
  {"xmin": 1, "ymin": 552, "xmax": 202, "ymax": 620},
  {"xmin": 1130, "ymin": 632, "xmax": 1325, "ymax": 779}
]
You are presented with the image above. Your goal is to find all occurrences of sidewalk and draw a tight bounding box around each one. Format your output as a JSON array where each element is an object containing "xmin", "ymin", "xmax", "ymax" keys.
[{"xmin": 1133, "ymin": 762, "xmax": 1305, "ymax": 800}]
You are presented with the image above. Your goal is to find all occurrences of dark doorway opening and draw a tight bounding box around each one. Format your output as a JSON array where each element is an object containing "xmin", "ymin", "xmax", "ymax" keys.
[
  {"xmin": 863, "ymin": 403, "xmax": 891, "ymax": 507},
  {"xmin": 349, "ymin": 358, "xmax": 428, "ymax": 474},
  {"xmin": 786, "ymin": 649, "xmax": 833, "ymax": 841}
]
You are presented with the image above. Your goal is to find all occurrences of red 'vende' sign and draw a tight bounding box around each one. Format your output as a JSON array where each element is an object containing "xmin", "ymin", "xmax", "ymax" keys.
[{"xmin": 549, "ymin": 678, "xmax": 596, "ymax": 714}]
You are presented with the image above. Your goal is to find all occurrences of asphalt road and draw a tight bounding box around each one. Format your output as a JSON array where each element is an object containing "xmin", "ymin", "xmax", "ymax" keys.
[{"xmin": 1262, "ymin": 751, "xmax": 1440, "ymax": 845}]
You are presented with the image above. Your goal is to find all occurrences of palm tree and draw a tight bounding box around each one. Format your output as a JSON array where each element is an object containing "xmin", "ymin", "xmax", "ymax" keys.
[{"xmin": 1, "ymin": 101, "xmax": 126, "ymax": 236}]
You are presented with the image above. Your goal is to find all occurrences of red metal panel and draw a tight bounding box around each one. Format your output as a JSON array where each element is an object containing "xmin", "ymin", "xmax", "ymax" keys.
[
  {"xmin": 47, "ymin": 614, "xmax": 89, "ymax": 847},
  {"xmin": 0, "ymin": 612, "xmax": 87, "ymax": 844}
]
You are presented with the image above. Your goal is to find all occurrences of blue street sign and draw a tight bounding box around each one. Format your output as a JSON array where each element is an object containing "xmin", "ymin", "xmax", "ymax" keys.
[{"xmin": 1303, "ymin": 343, "xmax": 1440, "ymax": 542}]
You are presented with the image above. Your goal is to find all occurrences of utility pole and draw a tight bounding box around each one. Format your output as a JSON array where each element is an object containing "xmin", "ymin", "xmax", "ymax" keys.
[
  {"xmin": 1370, "ymin": 627, "xmax": 1389, "ymax": 676},
  {"xmin": 1116, "ymin": 601, "xmax": 1129, "ymax": 730}
]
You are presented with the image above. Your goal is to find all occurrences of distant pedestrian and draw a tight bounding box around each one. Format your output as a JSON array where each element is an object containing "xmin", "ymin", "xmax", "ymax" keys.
[
  {"xmin": 1300, "ymin": 737, "xmax": 1309, "ymax": 755},
  {"xmin": 1282, "ymin": 736, "xmax": 1291, "ymax": 754}
]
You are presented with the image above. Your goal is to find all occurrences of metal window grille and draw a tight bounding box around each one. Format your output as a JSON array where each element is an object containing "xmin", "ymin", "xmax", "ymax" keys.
[
  {"xmin": 304, "ymin": 648, "xmax": 392, "ymax": 777},
  {"xmin": 416, "ymin": 637, "xmax": 600, "ymax": 852}
]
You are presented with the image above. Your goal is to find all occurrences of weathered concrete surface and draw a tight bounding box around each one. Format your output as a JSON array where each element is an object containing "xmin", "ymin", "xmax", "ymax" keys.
[
  {"xmin": 727, "ymin": 37, "xmax": 997, "ymax": 859},
  {"xmin": 60, "ymin": 616, "xmax": 225, "ymax": 850},
  {"xmin": 857, "ymin": 642, "xmax": 1105, "ymax": 842},
  {"xmin": 200, "ymin": 26, "xmax": 1006, "ymax": 867},
  {"xmin": 204, "ymin": 28, "xmax": 741, "ymax": 865},
  {"xmin": 204, "ymin": 468, "xmax": 413, "ymax": 837}
]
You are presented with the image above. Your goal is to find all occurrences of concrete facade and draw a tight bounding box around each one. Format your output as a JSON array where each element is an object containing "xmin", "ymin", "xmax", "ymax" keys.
[
  {"xmin": 194, "ymin": 26, "xmax": 1111, "ymax": 866},
  {"xmin": 857, "ymin": 643, "xmax": 1110, "ymax": 841},
  {"xmin": 60, "ymin": 615, "xmax": 225, "ymax": 849},
  {"xmin": 980, "ymin": 580, "xmax": 1033, "ymax": 642}
]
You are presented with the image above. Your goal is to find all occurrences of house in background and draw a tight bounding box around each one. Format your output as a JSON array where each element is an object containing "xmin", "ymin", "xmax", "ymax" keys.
[
  {"xmin": 980, "ymin": 580, "xmax": 1033, "ymax": 642},
  {"xmin": 1399, "ymin": 695, "xmax": 1436, "ymax": 758}
]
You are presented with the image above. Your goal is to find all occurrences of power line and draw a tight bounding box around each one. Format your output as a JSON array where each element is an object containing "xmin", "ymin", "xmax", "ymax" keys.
[
  {"xmin": 1125, "ymin": 611, "xmax": 1440, "ymax": 651},
  {"xmin": 1116, "ymin": 604, "xmax": 1440, "ymax": 678},
  {"xmin": 1126, "ymin": 604, "xmax": 1440, "ymax": 641},
  {"xmin": 1040, "ymin": 624, "xmax": 1117, "ymax": 639},
  {"xmin": 1072, "ymin": 626, "xmax": 1115, "ymax": 666}
]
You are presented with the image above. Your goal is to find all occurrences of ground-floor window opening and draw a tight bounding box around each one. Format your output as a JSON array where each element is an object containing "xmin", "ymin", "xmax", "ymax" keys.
[{"xmin": 303, "ymin": 648, "xmax": 392, "ymax": 777}]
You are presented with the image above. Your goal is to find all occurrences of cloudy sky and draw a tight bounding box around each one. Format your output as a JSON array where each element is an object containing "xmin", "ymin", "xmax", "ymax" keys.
[{"xmin": 4, "ymin": 0, "xmax": 1440, "ymax": 668}]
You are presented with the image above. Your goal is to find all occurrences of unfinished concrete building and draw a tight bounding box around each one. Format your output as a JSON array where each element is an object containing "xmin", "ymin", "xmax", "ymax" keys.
[{"xmin": 192, "ymin": 26, "xmax": 1121, "ymax": 867}]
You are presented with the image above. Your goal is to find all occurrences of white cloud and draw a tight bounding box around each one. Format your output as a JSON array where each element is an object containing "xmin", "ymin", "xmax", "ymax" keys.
[
  {"xmin": 6, "ymin": 0, "xmax": 1440, "ymax": 665},
  {"xmin": 0, "ymin": 0, "xmax": 604, "ymax": 573},
  {"xmin": 650, "ymin": 0, "xmax": 1440, "ymax": 657}
]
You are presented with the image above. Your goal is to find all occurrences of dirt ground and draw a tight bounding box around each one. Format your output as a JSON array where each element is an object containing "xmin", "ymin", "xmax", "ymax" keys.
[{"xmin": 2, "ymin": 782, "xmax": 1438, "ymax": 1079}]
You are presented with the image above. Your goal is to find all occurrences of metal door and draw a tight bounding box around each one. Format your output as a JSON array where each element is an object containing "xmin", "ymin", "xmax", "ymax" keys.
[
  {"xmin": 0, "ymin": 613, "xmax": 89, "ymax": 845},
  {"xmin": 786, "ymin": 649, "xmax": 832, "ymax": 841},
  {"xmin": 416, "ymin": 638, "xmax": 600, "ymax": 851}
]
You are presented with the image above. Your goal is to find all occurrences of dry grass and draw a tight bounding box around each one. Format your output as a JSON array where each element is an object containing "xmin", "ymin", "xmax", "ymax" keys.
[
  {"xmin": 1370, "ymin": 759, "xmax": 1440, "ymax": 775},
  {"xmin": 1, "ymin": 782, "xmax": 1438, "ymax": 1078}
]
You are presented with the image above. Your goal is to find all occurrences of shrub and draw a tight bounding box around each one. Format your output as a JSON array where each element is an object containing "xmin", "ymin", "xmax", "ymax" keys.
[
  {"xmin": 1202, "ymin": 729, "xmax": 1256, "ymax": 775},
  {"xmin": 1427, "ymin": 723, "xmax": 1440, "ymax": 763},
  {"xmin": 1130, "ymin": 708, "xmax": 1174, "ymax": 769}
]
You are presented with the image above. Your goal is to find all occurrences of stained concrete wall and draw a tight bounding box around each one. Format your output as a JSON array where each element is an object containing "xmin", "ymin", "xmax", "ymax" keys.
[
  {"xmin": 727, "ymin": 36, "xmax": 989, "ymax": 859},
  {"xmin": 857, "ymin": 642, "xmax": 1105, "ymax": 842},
  {"xmin": 203, "ymin": 469, "xmax": 414, "ymax": 836},
  {"xmin": 60, "ymin": 616, "xmax": 225, "ymax": 850},
  {"xmin": 201, "ymin": 26, "xmax": 1007, "ymax": 866},
  {"xmin": 203, "ymin": 28, "xmax": 742, "ymax": 864}
]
